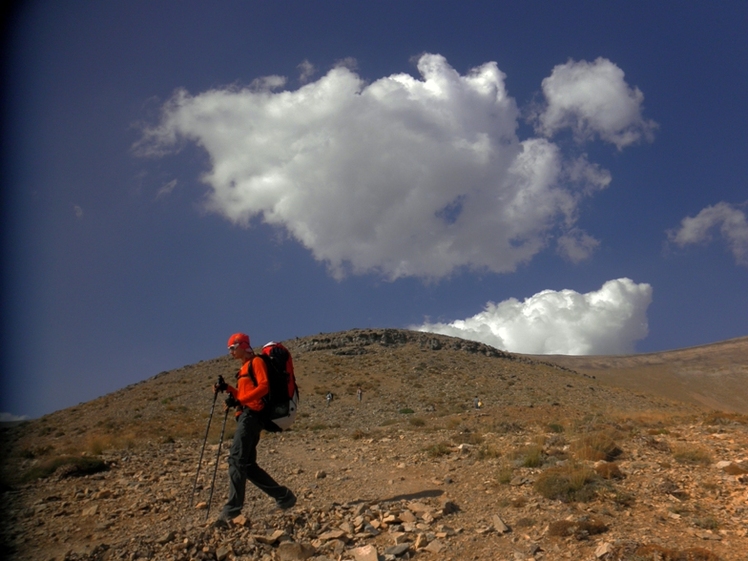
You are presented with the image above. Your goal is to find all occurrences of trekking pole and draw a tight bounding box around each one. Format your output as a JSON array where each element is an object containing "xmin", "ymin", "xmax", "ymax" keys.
[
  {"xmin": 205, "ymin": 405, "xmax": 230, "ymax": 520},
  {"xmin": 190, "ymin": 389, "xmax": 219, "ymax": 509}
]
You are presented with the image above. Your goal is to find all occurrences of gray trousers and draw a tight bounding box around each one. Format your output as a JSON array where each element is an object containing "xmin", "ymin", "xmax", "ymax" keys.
[{"xmin": 222, "ymin": 409, "xmax": 289, "ymax": 518}]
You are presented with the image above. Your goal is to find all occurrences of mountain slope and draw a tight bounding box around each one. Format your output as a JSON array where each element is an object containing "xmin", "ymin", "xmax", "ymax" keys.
[
  {"xmin": 533, "ymin": 336, "xmax": 748, "ymax": 414},
  {"xmin": 1, "ymin": 329, "xmax": 746, "ymax": 561}
]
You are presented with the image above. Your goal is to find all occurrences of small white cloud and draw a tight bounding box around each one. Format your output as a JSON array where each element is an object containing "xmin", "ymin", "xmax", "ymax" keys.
[
  {"xmin": 156, "ymin": 179, "xmax": 178, "ymax": 199},
  {"xmin": 136, "ymin": 54, "xmax": 649, "ymax": 280},
  {"xmin": 534, "ymin": 58, "xmax": 657, "ymax": 149},
  {"xmin": 334, "ymin": 57, "xmax": 358, "ymax": 71},
  {"xmin": 298, "ymin": 60, "xmax": 316, "ymax": 83},
  {"xmin": 412, "ymin": 278, "xmax": 652, "ymax": 355},
  {"xmin": 668, "ymin": 202, "xmax": 748, "ymax": 266},
  {"xmin": 557, "ymin": 228, "xmax": 600, "ymax": 263},
  {"xmin": 249, "ymin": 75, "xmax": 286, "ymax": 91},
  {"xmin": 73, "ymin": 205, "xmax": 84, "ymax": 219},
  {"xmin": 0, "ymin": 412, "xmax": 29, "ymax": 423}
]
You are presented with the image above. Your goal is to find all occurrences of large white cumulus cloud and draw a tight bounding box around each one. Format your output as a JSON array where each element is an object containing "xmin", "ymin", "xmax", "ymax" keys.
[
  {"xmin": 412, "ymin": 278, "xmax": 652, "ymax": 355},
  {"xmin": 137, "ymin": 54, "xmax": 655, "ymax": 279}
]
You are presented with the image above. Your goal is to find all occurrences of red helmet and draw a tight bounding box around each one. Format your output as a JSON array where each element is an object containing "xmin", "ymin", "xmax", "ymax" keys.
[{"xmin": 227, "ymin": 333, "xmax": 251, "ymax": 350}]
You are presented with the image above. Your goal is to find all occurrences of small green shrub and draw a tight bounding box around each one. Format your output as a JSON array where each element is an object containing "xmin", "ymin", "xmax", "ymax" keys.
[
  {"xmin": 547, "ymin": 516, "xmax": 608, "ymax": 538},
  {"xmin": 18, "ymin": 445, "xmax": 53, "ymax": 459},
  {"xmin": 425, "ymin": 442, "xmax": 452, "ymax": 458},
  {"xmin": 476, "ymin": 444, "xmax": 501, "ymax": 460},
  {"xmin": 613, "ymin": 490, "xmax": 635, "ymax": 507},
  {"xmin": 452, "ymin": 431, "xmax": 484, "ymax": 445},
  {"xmin": 693, "ymin": 516, "xmax": 719, "ymax": 530},
  {"xmin": 492, "ymin": 420, "xmax": 523, "ymax": 433},
  {"xmin": 547, "ymin": 423, "xmax": 564, "ymax": 433},
  {"xmin": 510, "ymin": 444, "xmax": 545, "ymax": 468},
  {"xmin": 399, "ymin": 408, "xmax": 415, "ymax": 414},
  {"xmin": 496, "ymin": 463, "xmax": 513, "ymax": 484}
]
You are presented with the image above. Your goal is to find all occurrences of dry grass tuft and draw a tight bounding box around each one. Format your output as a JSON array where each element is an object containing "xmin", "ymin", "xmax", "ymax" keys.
[
  {"xmin": 703, "ymin": 411, "xmax": 748, "ymax": 426},
  {"xmin": 644, "ymin": 435, "xmax": 671, "ymax": 452},
  {"xmin": 84, "ymin": 432, "xmax": 137, "ymax": 455},
  {"xmin": 476, "ymin": 443, "xmax": 501, "ymax": 460},
  {"xmin": 613, "ymin": 410, "xmax": 680, "ymax": 430},
  {"xmin": 547, "ymin": 516, "xmax": 608, "ymax": 539},
  {"xmin": 533, "ymin": 462, "xmax": 600, "ymax": 502},
  {"xmin": 571, "ymin": 431, "xmax": 623, "ymax": 462},
  {"xmin": 21, "ymin": 455, "xmax": 109, "ymax": 482},
  {"xmin": 672, "ymin": 444, "xmax": 713, "ymax": 465},
  {"xmin": 594, "ymin": 461, "xmax": 624, "ymax": 479},
  {"xmin": 496, "ymin": 462, "xmax": 514, "ymax": 484},
  {"xmin": 425, "ymin": 441, "xmax": 452, "ymax": 458}
]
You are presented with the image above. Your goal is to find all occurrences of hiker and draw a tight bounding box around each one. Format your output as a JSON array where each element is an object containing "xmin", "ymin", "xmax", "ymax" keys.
[
  {"xmin": 213, "ymin": 333, "xmax": 296, "ymax": 522},
  {"xmin": 474, "ymin": 396, "xmax": 483, "ymax": 409},
  {"xmin": 326, "ymin": 391, "xmax": 333, "ymax": 406},
  {"xmin": 357, "ymin": 387, "xmax": 362, "ymax": 402}
]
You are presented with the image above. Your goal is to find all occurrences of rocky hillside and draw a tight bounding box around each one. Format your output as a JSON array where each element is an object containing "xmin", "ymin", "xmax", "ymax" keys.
[{"xmin": 1, "ymin": 328, "xmax": 747, "ymax": 561}]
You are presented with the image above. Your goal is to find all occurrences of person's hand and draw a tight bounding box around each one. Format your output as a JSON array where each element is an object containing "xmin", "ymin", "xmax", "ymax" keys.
[
  {"xmin": 214, "ymin": 375, "xmax": 228, "ymax": 394},
  {"xmin": 225, "ymin": 394, "xmax": 239, "ymax": 408}
]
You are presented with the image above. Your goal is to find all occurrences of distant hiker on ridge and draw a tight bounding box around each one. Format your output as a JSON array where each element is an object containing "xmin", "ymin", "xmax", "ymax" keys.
[
  {"xmin": 326, "ymin": 391, "xmax": 333, "ymax": 406},
  {"xmin": 213, "ymin": 333, "xmax": 296, "ymax": 523}
]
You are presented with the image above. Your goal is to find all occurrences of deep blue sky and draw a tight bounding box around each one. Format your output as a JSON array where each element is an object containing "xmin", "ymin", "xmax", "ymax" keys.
[{"xmin": 2, "ymin": 1, "xmax": 747, "ymax": 419}]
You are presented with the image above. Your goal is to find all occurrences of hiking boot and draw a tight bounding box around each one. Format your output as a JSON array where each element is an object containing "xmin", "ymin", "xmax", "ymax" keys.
[
  {"xmin": 211, "ymin": 517, "xmax": 230, "ymax": 529},
  {"xmin": 276, "ymin": 489, "xmax": 296, "ymax": 510},
  {"xmin": 212, "ymin": 509, "xmax": 238, "ymax": 528}
]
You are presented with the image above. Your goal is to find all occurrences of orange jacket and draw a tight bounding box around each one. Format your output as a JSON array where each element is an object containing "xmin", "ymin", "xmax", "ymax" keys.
[{"xmin": 226, "ymin": 355, "xmax": 268, "ymax": 412}]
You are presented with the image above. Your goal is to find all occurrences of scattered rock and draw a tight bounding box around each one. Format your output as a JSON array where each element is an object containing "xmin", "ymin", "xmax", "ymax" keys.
[
  {"xmin": 350, "ymin": 544, "xmax": 378, "ymax": 561},
  {"xmin": 231, "ymin": 513, "xmax": 250, "ymax": 527},
  {"xmin": 277, "ymin": 541, "xmax": 316, "ymax": 561},
  {"xmin": 492, "ymin": 514, "xmax": 511, "ymax": 534},
  {"xmin": 384, "ymin": 543, "xmax": 411, "ymax": 556},
  {"xmin": 254, "ymin": 529, "xmax": 286, "ymax": 544},
  {"xmin": 155, "ymin": 531, "xmax": 175, "ymax": 544},
  {"xmin": 423, "ymin": 539, "xmax": 445, "ymax": 553},
  {"xmin": 215, "ymin": 545, "xmax": 232, "ymax": 561},
  {"xmin": 595, "ymin": 542, "xmax": 614, "ymax": 558}
]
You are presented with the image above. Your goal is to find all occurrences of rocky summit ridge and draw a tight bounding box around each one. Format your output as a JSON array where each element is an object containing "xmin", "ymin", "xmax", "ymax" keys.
[{"xmin": 1, "ymin": 328, "xmax": 747, "ymax": 561}]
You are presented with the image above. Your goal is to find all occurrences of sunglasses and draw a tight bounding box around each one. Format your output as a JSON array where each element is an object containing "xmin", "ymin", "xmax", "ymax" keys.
[{"xmin": 228, "ymin": 343, "xmax": 240, "ymax": 352}]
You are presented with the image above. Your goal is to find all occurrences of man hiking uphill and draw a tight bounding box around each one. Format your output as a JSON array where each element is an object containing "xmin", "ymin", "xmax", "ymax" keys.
[{"xmin": 213, "ymin": 332, "xmax": 296, "ymax": 523}]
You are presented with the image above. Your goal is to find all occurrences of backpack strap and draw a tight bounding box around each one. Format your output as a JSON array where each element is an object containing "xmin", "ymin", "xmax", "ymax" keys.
[{"xmin": 236, "ymin": 357, "xmax": 259, "ymax": 387}]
